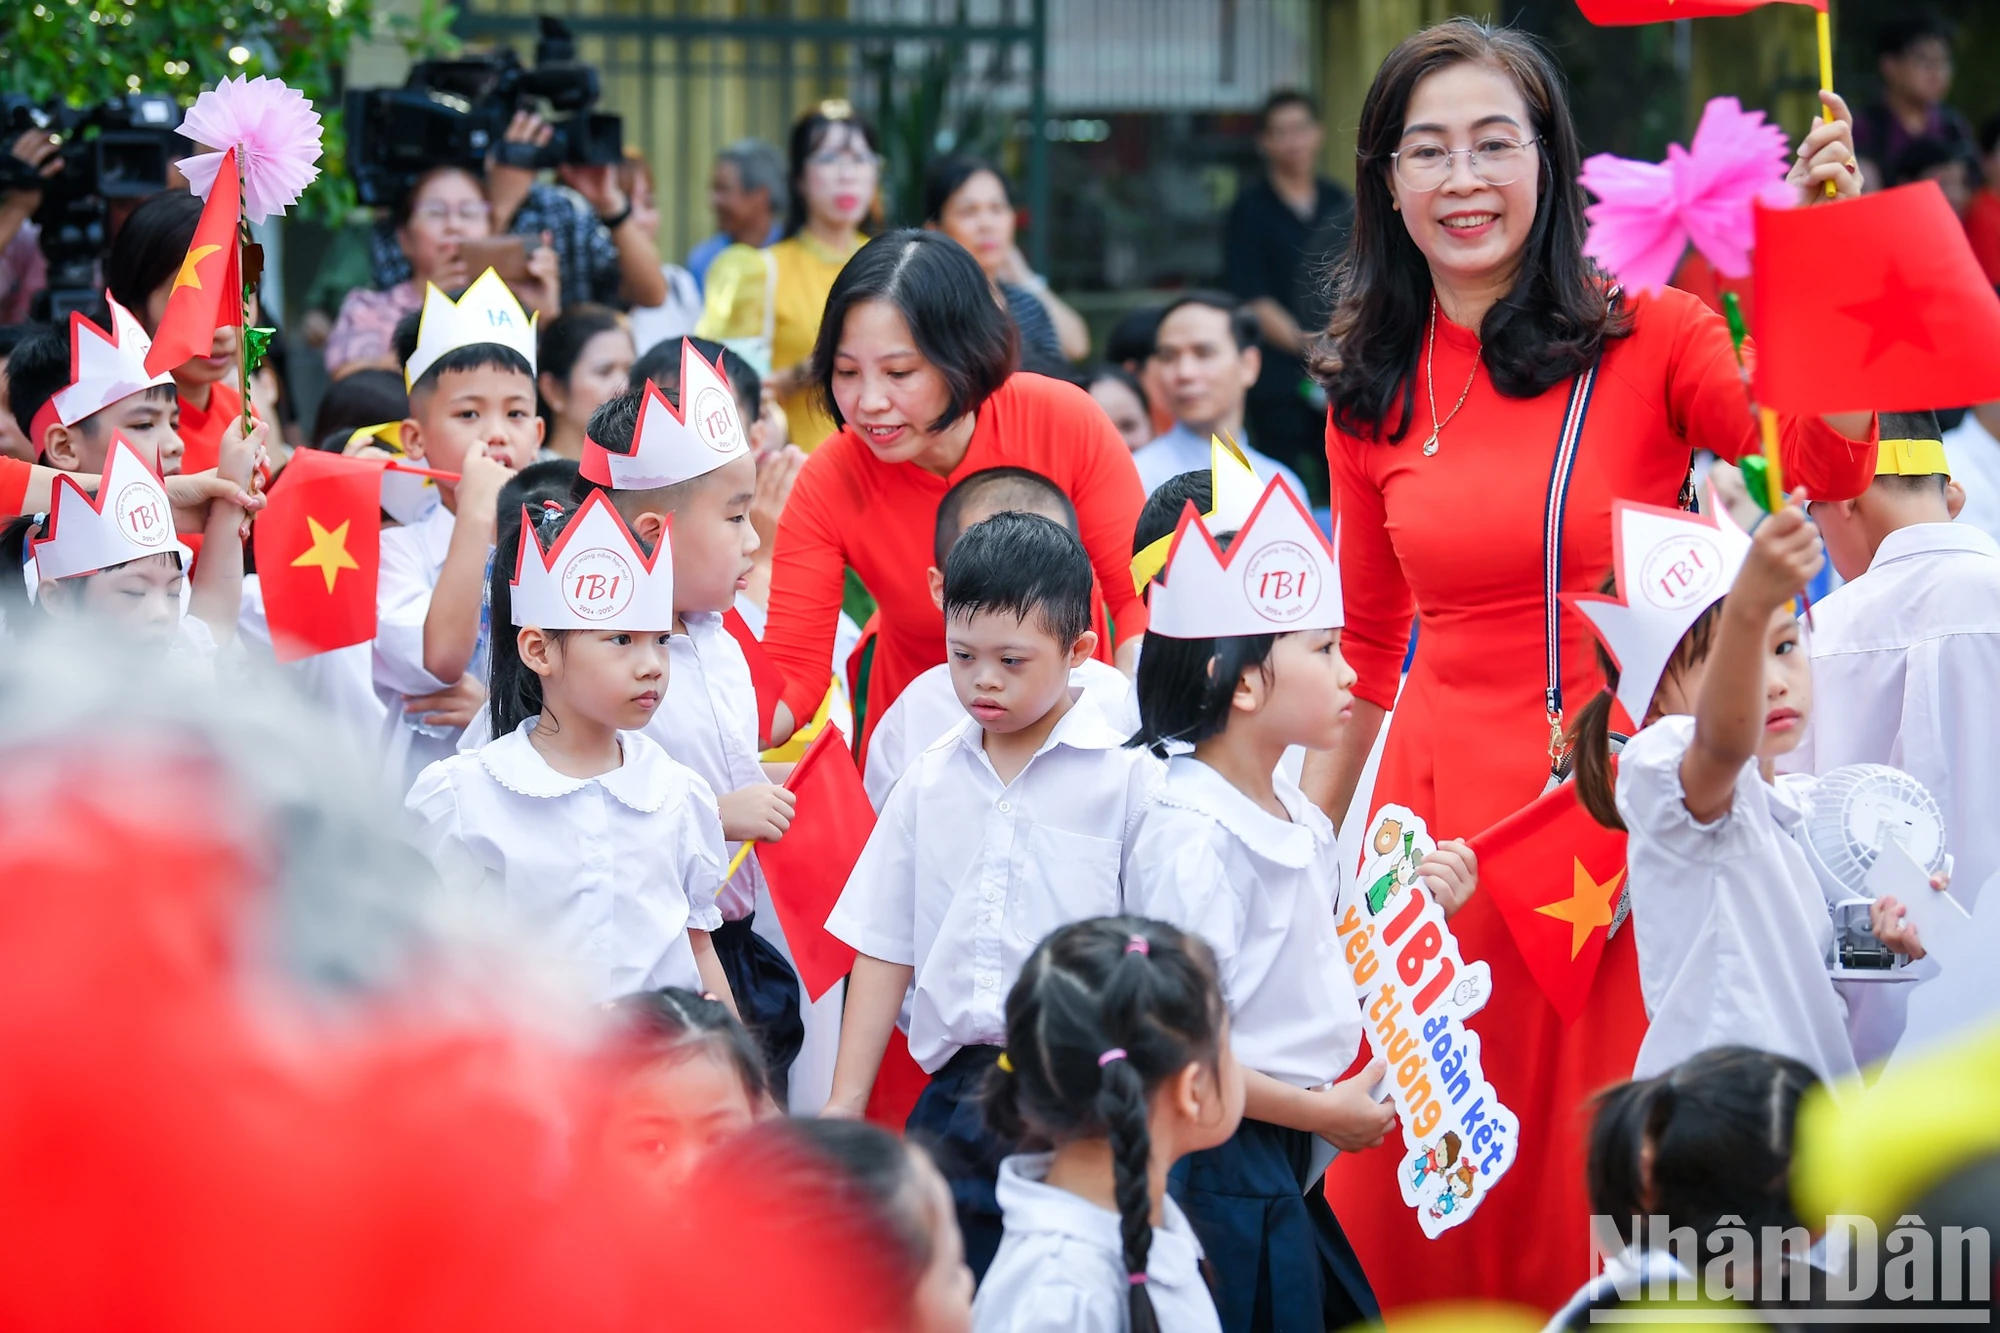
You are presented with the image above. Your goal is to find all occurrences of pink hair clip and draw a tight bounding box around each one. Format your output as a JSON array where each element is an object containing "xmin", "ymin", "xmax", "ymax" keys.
[
  {"xmin": 1097, "ymin": 1047, "xmax": 1128, "ymax": 1068},
  {"xmin": 1127, "ymin": 1272, "xmax": 1149, "ymax": 1286},
  {"xmin": 1125, "ymin": 935, "xmax": 1149, "ymax": 956}
]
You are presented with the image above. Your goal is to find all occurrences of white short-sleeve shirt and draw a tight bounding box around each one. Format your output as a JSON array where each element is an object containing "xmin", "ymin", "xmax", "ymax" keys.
[
  {"xmin": 825, "ymin": 703, "xmax": 1162, "ymax": 1073},
  {"xmin": 1123, "ymin": 756, "xmax": 1363, "ymax": 1089},
  {"xmin": 974, "ymin": 1153, "xmax": 1219, "ymax": 1333},
  {"xmin": 405, "ymin": 719, "xmax": 727, "ymax": 1002},
  {"xmin": 1616, "ymin": 714, "xmax": 1858, "ymax": 1084},
  {"xmin": 375, "ymin": 503, "xmax": 462, "ymax": 789},
  {"xmin": 863, "ymin": 659, "xmax": 1140, "ymax": 810}
]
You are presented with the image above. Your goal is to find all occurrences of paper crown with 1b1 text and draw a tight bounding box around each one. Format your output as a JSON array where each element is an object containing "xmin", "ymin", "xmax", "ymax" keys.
[
  {"xmin": 28, "ymin": 295, "xmax": 175, "ymax": 451},
  {"xmin": 1563, "ymin": 487, "xmax": 1752, "ymax": 727},
  {"xmin": 403, "ymin": 268, "xmax": 538, "ymax": 390},
  {"xmin": 1145, "ymin": 474, "xmax": 1343, "ymax": 639},
  {"xmin": 1129, "ymin": 432, "xmax": 1265, "ymax": 595},
  {"xmin": 509, "ymin": 490, "xmax": 675, "ymax": 631},
  {"xmin": 579, "ymin": 341, "xmax": 749, "ymax": 490},
  {"xmin": 31, "ymin": 434, "xmax": 191, "ymax": 585}
]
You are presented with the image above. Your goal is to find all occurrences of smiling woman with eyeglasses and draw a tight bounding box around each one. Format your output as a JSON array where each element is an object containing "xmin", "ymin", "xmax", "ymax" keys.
[
  {"xmin": 1301, "ymin": 16, "xmax": 1884, "ymax": 1321},
  {"xmin": 699, "ymin": 102, "xmax": 884, "ymax": 449}
]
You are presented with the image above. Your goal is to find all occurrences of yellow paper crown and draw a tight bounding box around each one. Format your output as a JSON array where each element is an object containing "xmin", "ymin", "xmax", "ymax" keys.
[
  {"xmin": 345, "ymin": 421, "xmax": 403, "ymax": 453},
  {"xmin": 1129, "ymin": 434, "xmax": 1263, "ymax": 595},
  {"xmin": 1876, "ymin": 438, "xmax": 1951, "ymax": 477}
]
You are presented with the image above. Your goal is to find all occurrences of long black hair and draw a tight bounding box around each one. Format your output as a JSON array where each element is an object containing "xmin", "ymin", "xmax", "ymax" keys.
[
  {"xmin": 485, "ymin": 461, "xmax": 588, "ymax": 737},
  {"xmin": 1313, "ymin": 17, "xmax": 1629, "ymax": 443},
  {"xmin": 106, "ymin": 190, "xmax": 205, "ymax": 322},
  {"xmin": 985, "ymin": 916, "xmax": 1228, "ymax": 1333},
  {"xmin": 607, "ymin": 986, "xmax": 769, "ymax": 1106}
]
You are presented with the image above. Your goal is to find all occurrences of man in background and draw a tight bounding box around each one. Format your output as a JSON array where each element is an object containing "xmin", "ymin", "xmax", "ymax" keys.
[
  {"xmin": 687, "ymin": 140, "xmax": 787, "ymax": 293},
  {"xmin": 1855, "ymin": 13, "xmax": 1974, "ymax": 191},
  {"xmin": 1135, "ymin": 292, "xmax": 1307, "ymax": 504},
  {"xmin": 1223, "ymin": 90, "xmax": 1352, "ymax": 502}
]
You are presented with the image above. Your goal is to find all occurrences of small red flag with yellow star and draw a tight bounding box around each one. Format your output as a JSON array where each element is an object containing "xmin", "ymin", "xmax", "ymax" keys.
[
  {"xmin": 1468, "ymin": 781, "xmax": 1631, "ymax": 1024},
  {"xmin": 143, "ymin": 147, "xmax": 242, "ymax": 378},
  {"xmin": 253, "ymin": 448, "xmax": 386, "ymax": 662},
  {"xmin": 1753, "ymin": 181, "xmax": 2000, "ymax": 415}
]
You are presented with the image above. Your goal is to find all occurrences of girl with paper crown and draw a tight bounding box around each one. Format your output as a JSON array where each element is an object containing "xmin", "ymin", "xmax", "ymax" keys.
[
  {"xmin": 403, "ymin": 491, "xmax": 738, "ymax": 1010},
  {"xmin": 1564, "ymin": 494, "xmax": 1924, "ymax": 1089}
]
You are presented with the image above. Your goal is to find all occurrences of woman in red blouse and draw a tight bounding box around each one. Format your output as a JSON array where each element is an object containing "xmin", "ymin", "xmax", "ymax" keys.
[
  {"xmin": 761, "ymin": 230, "xmax": 1146, "ymax": 746},
  {"xmin": 1308, "ymin": 20, "xmax": 1875, "ymax": 1316}
]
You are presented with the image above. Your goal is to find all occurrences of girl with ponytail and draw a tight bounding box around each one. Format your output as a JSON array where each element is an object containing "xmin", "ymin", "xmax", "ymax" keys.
[{"xmin": 975, "ymin": 916, "xmax": 1240, "ymax": 1333}]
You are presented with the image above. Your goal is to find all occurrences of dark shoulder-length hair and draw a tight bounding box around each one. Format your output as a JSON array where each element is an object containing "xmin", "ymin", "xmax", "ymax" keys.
[
  {"xmin": 1312, "ymin": 17, "xmax": 1629, "ymax": 443},
  {"xmin": 810, "ymin": 229, "xmax": 1019, "ymax": 434}
]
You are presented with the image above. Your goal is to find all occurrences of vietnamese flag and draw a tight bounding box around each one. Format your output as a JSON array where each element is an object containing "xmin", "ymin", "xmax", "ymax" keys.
[
  {"xmin": 752, "ymin": 725, "xmax": 872, "ymax": 1002},
  {"xmin": 253, "ymin": 449, "xmax": 386, "ymax": 662},
  {"xmin": 1468, "ymin": 781, "xmax": 1632, "ymax": 1024},
  {"xmin": 144, "ymin": 148, "xmax": 241, "ymax": 378},
  {"xmin": 722, "ymin": 606, "xmax": 785, "ymax": 748},
  {"xmin": 1753, "ymin": 182, "xmax": 2000, "ymax": 415},
  {"xmin": 1577, "ymin": 0, "xmax": 1823, "ymax": 21}
]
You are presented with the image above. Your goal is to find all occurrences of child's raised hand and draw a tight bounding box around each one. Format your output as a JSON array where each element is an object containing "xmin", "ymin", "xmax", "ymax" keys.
[
  {"xmin": 454, "ymin": 451, "xmax": 517, "ymax": 531},
  {"xmin": 215, "ymin": 416, "xmax": 267, "ymax": 490},
  {"xmin": 1733, "ymin": 502, "xmax": 1822, "ymax": 616},
  {"xmin": 1419, "ymin": 839, "xmax": 1479, "ymax": 918},
  {"xmin": 718, "ymin": 782, "xmax": 797, "ymax": 843},
  {"xmin": 1309, "ymin": 1057, "xmax": 1397, "ymax": 1152}
]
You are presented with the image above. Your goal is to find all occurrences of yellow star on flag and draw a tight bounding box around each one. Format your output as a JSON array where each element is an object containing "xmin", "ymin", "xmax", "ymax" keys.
[
  {"xmin": 173, "ymin": 243, "xmax": 223, "ymax": 293},
  {"xmin": 292, "ymin": 516, "xmax": 360, "ymax": 593},
  {"xmin": 1535, "ymin": 859, "xmax": 1628, "ymax": 960}
]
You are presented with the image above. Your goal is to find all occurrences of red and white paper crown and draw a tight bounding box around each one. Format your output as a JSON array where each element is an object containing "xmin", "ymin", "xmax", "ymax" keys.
[
  {"xmin": 28, "ymin": 296, "xmax": 175, "ymax": 452},
  {"xmin": 1564, "ymin": 490, "xmax": 1752, "ymax": 725},
  {"xmin": 32, "ymin": 434, "xmax": 189, "ymax": 584},
  {"xmin": 1146, "ymin": 475, "xmax": 1343, "ymax": 639},
  {"xmin": 579, "ymin": 343, "xmax": 748, "ymax": 490},
  {"xmin": 509, "ymin": 490, "xmax": 675, "ymax": 631},
  {"xmin": 404, "ymin": 268, "xmax": 538, "ymax": 389}
]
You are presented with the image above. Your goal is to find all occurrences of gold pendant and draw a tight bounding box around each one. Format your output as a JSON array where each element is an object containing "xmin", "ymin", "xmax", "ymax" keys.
[{"xmin": 1422, "ymin": 434, "xmax": 1440, "ymax": 457}]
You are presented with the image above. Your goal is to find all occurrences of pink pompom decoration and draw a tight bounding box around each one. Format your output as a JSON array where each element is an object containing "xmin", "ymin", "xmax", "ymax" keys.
[
  {"xmin": 178, "ymin": 76, "xmax": 324, "ymax": 224},
  {"xmin": 1580, "ymin": 96, "xmax": 1794, "ymax": 295}
]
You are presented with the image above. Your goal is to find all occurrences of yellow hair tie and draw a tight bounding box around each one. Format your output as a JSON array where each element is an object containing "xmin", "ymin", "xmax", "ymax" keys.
[
  {"xmin": 1876, "ymin": 438, "xmax": 1950, "ymax": 477},
  {"xmin": 996, "ymin": 1052, "xmax": 1014, "ymax": 1073}
]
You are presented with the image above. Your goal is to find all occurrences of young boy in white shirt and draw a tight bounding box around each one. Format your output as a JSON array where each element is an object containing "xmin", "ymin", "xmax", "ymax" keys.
[
  {"xmin": 823, "ymin": 509, "xmax": 1162, "ymax": 1280},
  {"xmin": 1794, "ymin": 410, "xmax": 2000, "ymax": 908},
  {"xmin": 572, "ymin": 339, "xmax": 814, "ymax": 1103},
  {"xmin": 375, "ymin": 270, "xmax": 544, "ymax": 790},
  {"xmin": 863, "ymin": 464, "xmax": 1138, "ymax": 809}
]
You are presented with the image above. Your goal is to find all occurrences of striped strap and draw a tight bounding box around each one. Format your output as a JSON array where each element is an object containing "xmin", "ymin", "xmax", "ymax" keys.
[{"xmin": 1542, "ymin": 360, "xmax": 1600, "ymax": 775}]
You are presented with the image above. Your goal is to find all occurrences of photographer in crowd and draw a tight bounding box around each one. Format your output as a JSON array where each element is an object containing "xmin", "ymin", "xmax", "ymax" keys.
[{"xmin": 0, "ymin": 129, "xmax": 62, "ymax": 322}]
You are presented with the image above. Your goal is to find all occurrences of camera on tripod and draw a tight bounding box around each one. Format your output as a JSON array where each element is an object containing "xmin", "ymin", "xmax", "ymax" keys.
[
  {"xmin": 345, "ymin": 16, "xmax": 624, "ymax": 209},
  {"xmin": 0, "ymin": 92, "xmax": 185, "ymax": 320}
]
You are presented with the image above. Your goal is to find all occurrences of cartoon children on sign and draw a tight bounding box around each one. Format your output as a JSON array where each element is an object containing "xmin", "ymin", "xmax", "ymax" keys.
[{"xmin": 1337, "ymin": 803, "xmax": 1520, "ymax": 1239}]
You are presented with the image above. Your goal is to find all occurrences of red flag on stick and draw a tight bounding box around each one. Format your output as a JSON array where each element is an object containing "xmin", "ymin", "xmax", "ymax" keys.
[
  {"xmin": 1577, "ymin": 0, "xmax": 1823, "ymax": 21},
  {"xmin": 754, "ymin": 726, "xmax": 871, "ymax": 1001},
  {"xmin": 1753, "ymin": 182, "xmax": 2000, "ymax": 415},
  {"xmin": 1468, "ymin": 781, "xmax": 1631, "ymax": 1024},
  {"xmin": 144, "ymin": 147, "xmax": 241, "ymax": 378},
  {"xmin": 722, "ymin": 606, "xmax": 785, "ymax": 749},
  {"xmin": 253, "ymin": 449, "xmax": 387, "ymax": 662}
]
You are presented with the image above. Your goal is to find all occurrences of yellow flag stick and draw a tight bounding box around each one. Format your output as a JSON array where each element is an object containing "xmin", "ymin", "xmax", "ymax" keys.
[
  {"xmin": 1817, "ymin": 9, "xmax": 1839, "ymax": 201},
  {"xmin": 1760, "ymin": 406, "xmax": 1786, "ymax": 510},
  {"xmin": 725, "ymin": 840, "xmax": 755, "ymax": 880}
]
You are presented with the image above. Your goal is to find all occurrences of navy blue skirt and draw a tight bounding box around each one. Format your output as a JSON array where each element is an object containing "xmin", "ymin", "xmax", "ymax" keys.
[
  {"xmin": 709, "ymin": 914, "xmax": 804, "ymax": 1102},
  {"xmin": 904, "ymin": 1043, "xmax": 1016, "ymax": 1283},
  {"xmin": 1169, "ymin": 1118, "xmax": 1379, "ymax": 1333}
]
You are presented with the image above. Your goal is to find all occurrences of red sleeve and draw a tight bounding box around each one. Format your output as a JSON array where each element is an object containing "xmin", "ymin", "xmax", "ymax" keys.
[
  {"xmin": 1059, "ymin": 388, "xmax": 1150, "ymax": 644},
  {"xmin": 1659, "ymin": 290, "xmax": 1876, "ymax": 502},
  {"xmin": 762, "ymin": 446, "xmax": 856, "ymax": 722},
  {"xmin": 0, "ymin": 457, "xmax": 28, "ymax": 517},
  {"xmin": 1327, "ymin": 419, "xmax": 1410, "ymax": 713}
]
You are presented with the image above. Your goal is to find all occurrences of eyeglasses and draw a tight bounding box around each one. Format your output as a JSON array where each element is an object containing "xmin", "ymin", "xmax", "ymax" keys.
[
  {"xmin": 806, "ymin": 149, "xmax": 882, "ymax": 171},
  {"xmin": 1390, "ymin": 137, "xmax": 1540, "ymax": 191},
  {"xmin": 411, "ymin": 201, "xmax": 492, "ymax": 226}
]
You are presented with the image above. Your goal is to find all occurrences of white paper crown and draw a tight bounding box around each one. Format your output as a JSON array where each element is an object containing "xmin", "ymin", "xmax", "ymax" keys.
[
  {"xmin": 510, "ymin": 490, "xmax": 675, "ymax": 631},
  {"xmin": 404, "ymin": 268, "xmax": 538, "ymax": 389},
  {"xmin": 1146, "ymin": 476, "xmax": 1343, "ymax": 639},
  {"xmin": 579, "ymin": 344, "xmax": 749, "ymax": 490},
  {"xmin": 42, "ymin": 297, "xmax": 175, "ymax": 435},
  {"xmin": 32, "ymin": 434, "xmax": 190, "ymax": 584},
  {"xmin": 1564, "ymin": 490, "xmax": 1752, "ymax": 725},
  {"xmin": 1129, "ymin": 433, "xmax": 1263, "ymax": 594}
]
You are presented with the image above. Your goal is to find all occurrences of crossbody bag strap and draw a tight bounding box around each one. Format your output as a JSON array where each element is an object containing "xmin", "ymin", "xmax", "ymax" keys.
[{"xmin": 1542, "ymin": 358, "xmax": 1601, "ymax": 778}]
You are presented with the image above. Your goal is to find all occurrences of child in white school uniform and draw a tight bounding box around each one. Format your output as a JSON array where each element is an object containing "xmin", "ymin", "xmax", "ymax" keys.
[
  {"xmin": 824, "ymin": 510, "xmax": 1163, "ymax": 1280},
  {"xmin": 1790, "ymin": 411, "xmax": 2000, "ymax": 908},
  {"xmin": 1120, "ymin": 476, "xmax": 1400, "ymax": 1333},
  {"xmin": 976, "ymin": 916, "xmax": 1240, "ymax": 1333},
  {"xmin": 865, "ymin": 466, "xmax": 1139, "ymax": 810},
  {"xmin": 1564, "ymin": 495, "xmax": 1922, "ymax": 1088},
  {"xmin": 376, "ymin": 271, "xmax": 545, "ymax": 791},
  {"xmin": 405, "ymin": 491, "xmax": 736, "ymax": 1007},
  {"xmin": 572, "ymin": 339, "xmax": 816, "ymax": 1104}
]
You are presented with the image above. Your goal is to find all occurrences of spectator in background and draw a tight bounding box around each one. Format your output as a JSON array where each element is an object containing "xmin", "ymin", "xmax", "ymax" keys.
[
  {"xmin": 0, "ymin": 325, "xmax": 41, "ymax": 464},
  {"xmin": 309, "ymin": 368, "xmax": 407, "ymax": 454},
  {"xmin": 921, "ymin": 156, "xmax": 1090, "ymax": 368},
  {"xmin": 699, "ymin": 102, "xmax": 881, "ymax": 450},
  {"xmin": 1855, "ymin": 13, "xmax": 1973, "ymax": 191},
  {"xmin": 1961, "ymin": 114, "xmax": 2000, "ymax": 285},
  {"xmin": 0, "ymin": 130, "xmax": 60, "ymax": 323},
  {"xmin": 1224, "ymin": 90, "xmax": 1353, "ymax": 494},
  {"xmin": 537, "ymin": 304, "xmax": 635, "ymax": 464},
  {"xmin": 1102, "ymin": 304, "xmax": 1175, "ymax": 440},
  {"xmin": 686, "ymin": 140, "xmax": 787, "ymax": 293},
  {"xmin": 1082, "ymin": 363, "xmax": 1153, "ymax": 456},
  {"xmin": 618, "ymin": 150, "xmax": 705, "ymax": 355},
  {"xmin": 1894, "ymin": 137, "xmax": 1975, "ymax": 217},
  {"xmin": 1135, "ymin": 292, "xmax": 1307, "ymax": 502}
]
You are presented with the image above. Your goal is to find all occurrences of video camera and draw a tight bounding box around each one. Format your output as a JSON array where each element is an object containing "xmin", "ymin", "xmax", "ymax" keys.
[
  {"xmin": 0, "ymin": 92, "xmax": 185, "ymax": 320},
  {"xmin": 346, "ymin": 16, "xmax": 624, "ymax": 209}
]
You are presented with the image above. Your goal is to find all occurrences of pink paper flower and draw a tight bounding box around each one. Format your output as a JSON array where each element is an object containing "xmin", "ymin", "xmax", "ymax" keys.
[
  {"xmin": 1580, "ymin": 96, "xmax": 1795, "ymax": 295},
  {"xmin": 179, "ymin": 76, "xmax": 324, "ymax": 224}
]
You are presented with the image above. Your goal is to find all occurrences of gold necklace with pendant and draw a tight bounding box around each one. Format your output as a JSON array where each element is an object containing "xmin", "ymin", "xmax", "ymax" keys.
[{"xmin": 1423, "ymin": 298, "xmax": 1481, "ymax": 457}]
